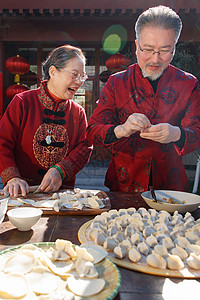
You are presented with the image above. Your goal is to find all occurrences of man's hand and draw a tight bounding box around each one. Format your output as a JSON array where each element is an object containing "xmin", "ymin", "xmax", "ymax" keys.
[
  {"xmin": 114, "ymin": 113, "xmax": 151, "ymax": 138},
  {"xmin": 39, "ymin": 167, "xmax": 62, "ymax": 193},
  {"xmin": 4, "ymin": 177, "xmax": 29, "ymax": 197},
  {"xmin": 140, "ymin": 123, "xmax": 181, "ymax": 144}
]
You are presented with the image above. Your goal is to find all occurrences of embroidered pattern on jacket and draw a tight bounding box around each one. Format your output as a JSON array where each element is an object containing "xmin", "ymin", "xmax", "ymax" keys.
[{"xmin": 33, "ymin": 123, "xmax": 69, "ymax": 168}]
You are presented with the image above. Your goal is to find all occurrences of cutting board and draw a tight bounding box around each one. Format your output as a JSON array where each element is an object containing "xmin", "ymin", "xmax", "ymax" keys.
[{"xmin": 8, "ymin": 189, "xmax": 111, "ymax": 215}]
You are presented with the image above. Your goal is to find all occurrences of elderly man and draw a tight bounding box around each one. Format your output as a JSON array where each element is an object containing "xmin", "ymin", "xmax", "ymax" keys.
[{"xmin": 87, "ymin": 5, "xmax": 200, "ymax": 192}]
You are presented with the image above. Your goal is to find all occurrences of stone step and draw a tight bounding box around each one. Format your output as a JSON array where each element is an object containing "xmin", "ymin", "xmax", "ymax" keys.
[
  {"xmin": 75, "ymin": 176, "xmax": 105, "ymax": 185},
  {"xmin": 74, "ymin": 184, "xmax": 109, "ymax": 192},
  {"xmin": 76, "ymin": 168, "xmax": 107, "ymax": 177}
]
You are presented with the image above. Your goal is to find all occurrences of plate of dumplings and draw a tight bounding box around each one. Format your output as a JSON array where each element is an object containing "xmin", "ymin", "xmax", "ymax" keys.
[{"xmin": 78, "ymin": 207, "xmax": 200, "ymax": 278}]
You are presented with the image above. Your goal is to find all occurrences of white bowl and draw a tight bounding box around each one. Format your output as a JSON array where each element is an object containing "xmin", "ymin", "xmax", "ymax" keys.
[
  {"xmin": 7, "ymin": 207, "xmax": 43, "ymax": 231},
  {"xmin": 141, "ymin": 190, "xmax": 200, "ymax": 213},
  {"xmin": 0, "ymin": 190, "xmax": 10, "ymax": 224}
]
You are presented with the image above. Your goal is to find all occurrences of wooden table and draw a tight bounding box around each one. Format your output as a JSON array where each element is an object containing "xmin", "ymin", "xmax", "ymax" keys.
[{"xmin": 0, "ymin": 191, "xmax": 200, "ymax": 299}]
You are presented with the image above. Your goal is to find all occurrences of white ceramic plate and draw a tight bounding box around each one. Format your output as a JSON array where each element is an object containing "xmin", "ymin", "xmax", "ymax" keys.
[{"xmin": 141, "ymin": 190, "xmax": 200, "ymax": 213}]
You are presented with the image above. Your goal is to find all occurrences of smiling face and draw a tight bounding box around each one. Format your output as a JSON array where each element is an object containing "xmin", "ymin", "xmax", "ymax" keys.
[
  {"xmin": 47, "ymin": 56, "xmax": 86, "ymax": 100},
  {"xmin": 135, "ymin": 26, "xmax": 176, "ymax": 80}
]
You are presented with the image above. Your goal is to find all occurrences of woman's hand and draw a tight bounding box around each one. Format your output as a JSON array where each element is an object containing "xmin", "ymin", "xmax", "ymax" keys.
[
  {"xmin": 140, "ymin": 123, "xmax": 181, "ymax": 144},
  {"xmin": 39, "ymin": 167, "xmax": 62, "ymax": 193},
  {"xmin": 114, "ymin": 113, "xmax": 151, "ymax": 138},
  {"xmin": 4, "ymin": 177, "xmax": 29, "ymax": 197}
]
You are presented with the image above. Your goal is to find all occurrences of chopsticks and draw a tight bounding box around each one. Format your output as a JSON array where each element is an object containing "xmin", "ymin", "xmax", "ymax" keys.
[{"xmin": 149, "ymin": 186, "xmax": 158, "ymax": 203}]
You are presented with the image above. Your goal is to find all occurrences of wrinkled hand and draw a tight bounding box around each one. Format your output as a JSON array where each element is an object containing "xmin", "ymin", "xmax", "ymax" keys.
[
  {"xmin": 4, "ymin": 177, "xmax": 29, "ymax": 197},
  {"xmin": 39, "ymin": 167, "xmax": 62, "ymax": 193},
  {"xmin": 114, "ymin": 113, "xmax": 151, "ymax": 138},
  {"xmin": 140, "ymin": 123, "xmax": 181, "ymax": 144}
]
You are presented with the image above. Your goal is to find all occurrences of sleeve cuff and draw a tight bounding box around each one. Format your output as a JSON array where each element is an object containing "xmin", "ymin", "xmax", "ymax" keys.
[
  {"xmin": 104, "ymin": 125, "xmax": 120, "ymax": 144},
  {"xmin": 174, "ymin": 127, "xmax": 186, "ymax": 149}
]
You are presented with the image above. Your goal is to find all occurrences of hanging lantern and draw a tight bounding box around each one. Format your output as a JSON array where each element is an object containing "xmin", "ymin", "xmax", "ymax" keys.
[
  {"xmin": 5, "ymin": 55, "xmax": 30, "ymax": 83},
  {"xmin": 105, "ymin": 53, "xmax": 130, "ymax": 72},
  {"xmin": 99, "ymin": 70, "xmax": 111, "ymax": 83},
  {"xmin": 6, "ymin": 83, "xmax": 29, "ymax": 100}
]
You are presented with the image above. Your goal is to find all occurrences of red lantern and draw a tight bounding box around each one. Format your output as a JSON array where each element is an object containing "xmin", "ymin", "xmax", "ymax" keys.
[
  {"xmin": 6, "ymin": 55, "xmax": 30, "ymax": 83},
  {"xmin": 105, "ymin": 53, "xmax": 130, "ymax": 72},
  {"xmin": 6, "ymin": 83, "xmax": 29, "ymax": 100},
  {"xmin": 6, "ymin": 55, "xmax": 30, "ymax": 75}
]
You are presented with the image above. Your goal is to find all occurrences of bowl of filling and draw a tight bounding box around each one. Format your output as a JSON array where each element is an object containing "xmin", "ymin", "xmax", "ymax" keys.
[
  {"xmin": 7, "ymin": 207, "xmax": 43, "ymax": 231},
  {"xmin": 0, "ymin": 190, "xmax": 10, "ymax": 224},
  {"xmin": 141, "ymin": 190, "xmax": 200, "ymax": 213}
]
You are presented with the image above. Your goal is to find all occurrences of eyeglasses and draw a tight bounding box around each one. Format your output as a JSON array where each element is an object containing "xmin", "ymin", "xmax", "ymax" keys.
[
  {"xmin": 138, "ymin": 42, "xmax": 175, "ymax": 58},
  {"xmin": 61, "ymin": 69, "xmax": 88, "ymax": 82}
]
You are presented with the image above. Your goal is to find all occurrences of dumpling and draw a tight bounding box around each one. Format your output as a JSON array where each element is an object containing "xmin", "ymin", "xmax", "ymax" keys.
[
  {"xmin": 137, "ymin": 241, "xmax": 150, "ymax": 256},
  {"xmin": 106, "ymin": 226, "xmax": 118, "ymax": 237},
  {"xmin": 148, "ymin": 209, "xmax": 158, "ymax": 218},
  {"xmin": 161, "ymin": 237, "xmax": 174, "ymax": 250},
  {"xmin": 173, "ymin": 211, "xmax": 183, "ymax": 220},
  {"xmin": 147, "ymin": 252, "xmax": 166, "ymax": 269},
  {"xmin": 138, "ymin": 207, "xmax": 148, "ymax": 217},
  {"xmin": 56, "ymin": 240, "xmax": 77, "ymax": 259},
  {"xmin": 118, "ymin": 209, "xmax": 128, "ymax": 216},
  {"xmin": 143, "ymin": 218, "xmax": 154, "ymax": 227},
  {"xmin": 154, "ymin": 223, "xmax": 169, "ymax": 233},
  {"xmin": 184, "ymin": 216, "xmax": 195, "ymax": 229},
  {"xmin": 89, "ymin": 228, "xmax": 102, "ymax": 241},
  {"xmin": 103, "ymin": 237, "xmax": 118, "ymax": 252},
  {"xmin": 154, "ymin": 232, "xmax": 169, "ymax": 242},
  {"xmin": 75, "ymin": 258, "xmax": 98, "ymax": 278},
  {"xmin": 184, "ymin": 232, "xmax": 199, "ymax": 244},
  {"xmin": 113, "ymin": 245, "xmax": 127, "ymax": 259},
  {"xmin": 154, "ymin": 244, "xmax": 168, "ymax": 257},
  {"xmin": 107, "ymin": 209, "xmax": 118, "ymax": 219},
  {"xmin": 124, "ymin": 225, "xmax": 136, "ymax": 237},
  {"xmin": 171, "ymin": 245, "xmax": 188, "ymax": 260},
  {"xmin": 175, "ymin": 236, "xmax": 190, "ymax": 249},
  {"xmin": 159, "ymin": 210, "xmax": 171, "ymax": 218},
  {"xmin": 131, "ymin": 233, "xmax": 143, "ymax": 246},
  {"xmin": 120, "ymin": 238, "xmax": 133, "ymax": 252},
  {"xmin": 143, "ymin": 226, "xmax": 155, "ymax": 238},
  {"xmin": 187, "ymin": 253, "xmax": 200, "ymax": 270},
  {"xmin": 166, "ymin": 254, "xmax": 184, "ymax": 270},
  {"xmin": 146, "ymin": 234, "xmax": 157, "ymax": 248},
  {"xmin": 184, "ymin": 212, "xmax": 192, "ymax": 221},
  {"xmin": 129, "ymin": 220, "xmax": 144, "ymax": 232},
  {"xmin": 128, "ymin": 247, "xmax": 141, "ymax": 263},
  {"xmin": 94, "ymin": 232, "xmax": 107, "ymax": 246},
  {"xmin": 157, "ymin": 215, "xmax": 169, "ymax": 225},
  {"xmin": 115, "ymin": 216, "xmax": 127, "ymax": 228},
  {"xmin": 113, "ymin": 231, "xmax": 125, "ymax": 243},
  {"xmin": 171, "ymin": 215, "xmax": 182, "ymax": 226},
  {"xmin": 126, "ymin": 207, "xmax": 136, "ymax": 215},
  {"xmin": 187, "ymin": 244, "xmax": 200, "ymax": 256},
  {"xmin": 106, "ymin": 219, "xmax": 117, "ymax": 229}
]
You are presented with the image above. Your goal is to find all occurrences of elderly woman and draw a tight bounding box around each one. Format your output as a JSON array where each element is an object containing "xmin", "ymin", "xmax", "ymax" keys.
[{"xmin": 0, "ymin": 45, "xmax": 92, "ymax": 197}]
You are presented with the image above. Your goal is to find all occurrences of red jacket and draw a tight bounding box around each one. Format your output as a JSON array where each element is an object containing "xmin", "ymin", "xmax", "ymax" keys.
[
  {"xmin": 87, "ymin": 64, "xmax": 200, "ymax": 192},
  {"xmin": 0, "ymin": 81, "xmax": 92, "ymax": 188}
]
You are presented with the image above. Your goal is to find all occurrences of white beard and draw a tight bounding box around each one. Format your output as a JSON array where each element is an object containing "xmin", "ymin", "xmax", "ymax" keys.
[{"xmin": 142, "ymin": 65, "xmax": 164, "ymax": 81}]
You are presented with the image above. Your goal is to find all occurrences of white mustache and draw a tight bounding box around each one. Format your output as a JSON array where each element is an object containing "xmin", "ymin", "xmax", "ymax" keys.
[{"xmin": 146, "ymin": 63, "xmax": 163, "ymax": 67}]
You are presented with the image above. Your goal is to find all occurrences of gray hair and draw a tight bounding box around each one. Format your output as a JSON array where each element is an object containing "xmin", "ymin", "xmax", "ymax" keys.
[
  {"xmin": 135, "ymin": 5, "xmax": 182, "ymax": 44},
  {"xmin": 43, "ymin": 45, "xmax": 85, "ymax": 80}
]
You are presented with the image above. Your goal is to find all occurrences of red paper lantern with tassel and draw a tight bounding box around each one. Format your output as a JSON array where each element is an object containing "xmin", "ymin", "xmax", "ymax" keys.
[
  {"xmin": 5, "ymin": 55, "xmax": 30, "ymax": 83},
  {"xmin": 5, "ymin": 55, "xmax": 30, "ymax": 100},
  {"xmin": 6, "ymin": 83, "xmax": 29, "ymax": 100},
  {"xmin": 105, "ymin": 53, "xmax": 130, "ymax": 72}
]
